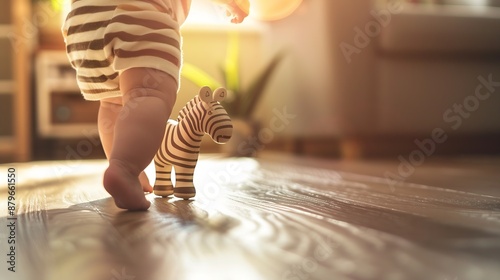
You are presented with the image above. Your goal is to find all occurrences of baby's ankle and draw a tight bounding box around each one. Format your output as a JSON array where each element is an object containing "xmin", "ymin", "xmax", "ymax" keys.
[{"xmin": 108, "ymin": 159, "xmax": 141, "ymax": 177}]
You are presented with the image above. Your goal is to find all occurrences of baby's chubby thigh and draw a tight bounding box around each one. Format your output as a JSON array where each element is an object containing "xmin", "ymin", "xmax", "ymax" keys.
[{"xmin": 119, "ymin": 68, "xmax": 177, "ymax": 111}]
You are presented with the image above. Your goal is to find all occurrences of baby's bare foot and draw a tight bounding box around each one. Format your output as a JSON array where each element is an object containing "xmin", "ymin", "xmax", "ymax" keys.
[
  {"xmin": 139, "ymin": 172, "xmax": 153, "ymax": 193},
  {"xmin": 103, "ymin": 161, "xmax": 151, "ymax": 211}
]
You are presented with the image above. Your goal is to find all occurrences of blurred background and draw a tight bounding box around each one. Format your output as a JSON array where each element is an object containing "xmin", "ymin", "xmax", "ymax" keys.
[{"xmin": 1, "ymin": 0, "xmax": 500, "ymax": 163}]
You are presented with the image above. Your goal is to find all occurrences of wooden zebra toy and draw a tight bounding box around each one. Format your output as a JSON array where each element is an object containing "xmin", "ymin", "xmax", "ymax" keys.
[{"xmin": 153, "ymin": 86, "xmax": 233, "ymax": 199}]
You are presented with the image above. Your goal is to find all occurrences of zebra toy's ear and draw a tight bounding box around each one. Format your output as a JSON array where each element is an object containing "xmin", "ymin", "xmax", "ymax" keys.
[
  {"xmin": 213, "ymin": 88, "xmax": 227, "ymax": 102},
  {"xmin": 199, "ymin": 86, "xmax": 213, "ymax": 103}
]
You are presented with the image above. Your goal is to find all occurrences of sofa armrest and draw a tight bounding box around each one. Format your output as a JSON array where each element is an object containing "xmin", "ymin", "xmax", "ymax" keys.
[{"xmin": 379, "ymin": 4, "xmax": 500, "ymax": 54}]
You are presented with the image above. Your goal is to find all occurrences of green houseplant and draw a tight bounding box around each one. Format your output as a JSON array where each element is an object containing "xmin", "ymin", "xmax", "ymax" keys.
[
  {"xmin": 181, "ymin": 31, "xmax": 284, "ymax": 119},
  {"xmin": 181, "ymin": 32, "xmax": 283, "ymax": 156}
]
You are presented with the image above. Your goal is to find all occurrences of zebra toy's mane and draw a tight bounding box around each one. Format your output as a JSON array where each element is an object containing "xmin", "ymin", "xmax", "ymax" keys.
[{"xmin": 176, "ymin": 96, "xmax": 202, "ymax": 122}]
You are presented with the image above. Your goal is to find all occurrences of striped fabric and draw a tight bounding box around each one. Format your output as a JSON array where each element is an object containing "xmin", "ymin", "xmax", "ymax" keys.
[
  {"xmin": 62, "ymin": 0, "xmax": 191, "ymax": 100},
  {"xmin": 154, "ymin": 87, "xmax": 233, "ymax": 199}
]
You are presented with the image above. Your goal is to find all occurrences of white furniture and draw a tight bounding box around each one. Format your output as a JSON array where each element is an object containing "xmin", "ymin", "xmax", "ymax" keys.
[
  {"xmin": 327, "ymin": 0, "xmax": 500, "ymax": 136},
  {"xmin": 35, "ymin": 51, "xmax": 99, "ymax": 138},
  {"xmin": 260, "ymin": 0, "xmax": 500, "ymax": 156}
]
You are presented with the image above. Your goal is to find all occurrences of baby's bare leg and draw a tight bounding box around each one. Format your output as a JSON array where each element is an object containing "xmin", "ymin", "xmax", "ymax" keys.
[
  {"xmin": 103, "ymin": 68, "xmax": 177, "ymax": 210},
  {"xmin": 98, "ymin": 98, "xmax": 153, "ymax": 193}
]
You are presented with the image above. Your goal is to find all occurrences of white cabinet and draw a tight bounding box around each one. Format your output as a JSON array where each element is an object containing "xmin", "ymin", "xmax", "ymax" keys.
[{"xmin": 36, "ymin": 51, "xmax": 99, "ymax": 138}]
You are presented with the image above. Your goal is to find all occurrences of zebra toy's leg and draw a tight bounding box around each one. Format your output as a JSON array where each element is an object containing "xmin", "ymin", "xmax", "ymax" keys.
[
  {"xmin": 153, "ymin": 156, "xmax": 174, "ymax": 197},
  {"xmin": 173, "ymin": 166, "xmax": 196, "ymax": 200}
]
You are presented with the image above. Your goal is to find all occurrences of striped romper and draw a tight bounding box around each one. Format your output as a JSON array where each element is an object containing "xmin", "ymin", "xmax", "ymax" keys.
[{"xmin": 62, "ymin": 0, "xmax": 191, "ymax": 100}]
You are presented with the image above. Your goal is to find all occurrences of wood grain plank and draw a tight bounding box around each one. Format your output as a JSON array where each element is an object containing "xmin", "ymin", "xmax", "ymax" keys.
[{"xmin": 1, "ymin": 156, "xmax": 500, "ymax": 280}]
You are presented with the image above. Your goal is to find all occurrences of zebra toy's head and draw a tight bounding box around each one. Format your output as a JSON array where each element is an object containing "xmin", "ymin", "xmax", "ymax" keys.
[{"xmin": 198, "ymin": 86, "xmax": 233, "ymax": 144}]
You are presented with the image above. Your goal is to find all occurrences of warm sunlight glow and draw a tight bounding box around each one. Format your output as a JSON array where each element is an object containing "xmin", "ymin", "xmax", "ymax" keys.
[
  {"xmin": 249, "ymin": 0, "xmax": 303, "ymax": 21},
  {"xmin": 184, "ymin": 0, "xmax": 229, "ymax": 25},
  {"xmin": 184, "ymin": 0, "xmax": 302, "ymax": 26}
]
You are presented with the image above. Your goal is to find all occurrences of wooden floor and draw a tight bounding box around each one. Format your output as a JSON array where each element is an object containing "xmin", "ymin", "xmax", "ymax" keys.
[{"xmin": 1, "ymin": 153, "xmax": 500, "ymax": 280}]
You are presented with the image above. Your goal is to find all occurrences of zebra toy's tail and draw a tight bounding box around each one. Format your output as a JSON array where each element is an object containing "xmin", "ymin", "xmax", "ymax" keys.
[{"xmin": 153, "ymin": 86, "xmax": 233, "ymax": 199}]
